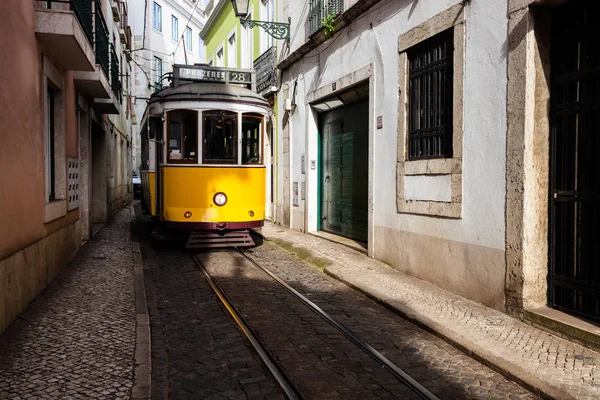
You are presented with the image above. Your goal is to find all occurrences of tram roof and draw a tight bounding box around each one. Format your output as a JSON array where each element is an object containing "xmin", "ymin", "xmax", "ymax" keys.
[{"xmin": 149, "ymin": 82, "xmax": 269, "ymax": 106}]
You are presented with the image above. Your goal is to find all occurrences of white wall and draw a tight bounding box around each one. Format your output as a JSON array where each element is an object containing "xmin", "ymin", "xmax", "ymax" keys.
[
  {"xmin": 130, "ymin": 0, "xmax": 206, "ymax": 172},
  {"xmin": 281, "ymin": 0, "xmax": 508, "ymax": 250},
  {"xmin": 278, "ymin": 0, "xmax": 509, "ymax": 308}
]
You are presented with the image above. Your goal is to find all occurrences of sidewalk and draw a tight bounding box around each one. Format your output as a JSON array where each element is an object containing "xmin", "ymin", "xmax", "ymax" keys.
[
  {"xmin": 257, "ymin": 222, "xmax": 600, "ymax": 400},
  {"xmin": 0, "ymin": 206, "xmax": 150, "ymax": 400}
]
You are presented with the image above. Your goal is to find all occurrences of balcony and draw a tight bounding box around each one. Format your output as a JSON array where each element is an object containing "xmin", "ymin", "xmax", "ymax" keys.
[
  {"xmin": 93, "ymin": 43, "xmax": 121, "ymax": 114},
  {"xmin": 118, "ymin": 1, "xmax": 132, "ymax": 50},
  {"xmin": 307, "ymin": 0, "xmax": 343, "ymax": 37},
  {"xmin": 35, "ymin": 0, "xmax": 95, "ymax": 71},
  {"xmin": 72, "ymin": 0, "xmax": 120, "ymax": 114}
]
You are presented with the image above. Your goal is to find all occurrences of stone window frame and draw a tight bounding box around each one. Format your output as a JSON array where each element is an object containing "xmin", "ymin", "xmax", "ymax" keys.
[
  {"xmin": 396, "ymin": 3, "xmax": 465, "ymax": 218},
  {"xmin": 43, "ymin": 56, "xmax": 67, "ymax": 223}
]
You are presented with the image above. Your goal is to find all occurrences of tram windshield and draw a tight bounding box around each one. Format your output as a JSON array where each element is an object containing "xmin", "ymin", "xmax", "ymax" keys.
[{"xmin": 203, "ymin": 110, "xmax": 237, "ymax": 164}]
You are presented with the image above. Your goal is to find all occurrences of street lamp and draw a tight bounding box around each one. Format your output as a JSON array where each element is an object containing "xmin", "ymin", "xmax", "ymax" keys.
[{"xmin": 230, "ymin": 0, "xmax": 290, "ymax": 40}]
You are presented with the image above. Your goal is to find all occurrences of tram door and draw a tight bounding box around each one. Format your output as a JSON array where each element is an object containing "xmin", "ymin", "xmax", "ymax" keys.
[{"xmin": 548, "ymin": 0, "xmax": 600, "ymax": 322}]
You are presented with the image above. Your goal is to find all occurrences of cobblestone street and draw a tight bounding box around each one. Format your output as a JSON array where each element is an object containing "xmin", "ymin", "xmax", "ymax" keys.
[
  {"xmin": 135, "ymin": 206, "xmax": 283, "ymax": 400},
  {"xmin": 239, "ymin": 241, "xmax": 540, "ymax": 400},
  {"xmin": 134, "ymin": 196, "xmax": 540, "ymax": 400},
  {"xmin": 0, "ymin": 208, "xmax": 136, "ymax": 400}
]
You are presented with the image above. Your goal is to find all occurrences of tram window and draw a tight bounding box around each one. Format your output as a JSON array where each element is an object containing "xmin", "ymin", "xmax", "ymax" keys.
[
  {"xmin": 167, "ymin": 110, "xmax": 198, "ymax": 163},
  {"xmin": 203, "ymin": 111, "xmax": 237, "ymax": 164},
  {"xmin": 242, "ymin": 113, "xmax": 262, "ymax": 164}
]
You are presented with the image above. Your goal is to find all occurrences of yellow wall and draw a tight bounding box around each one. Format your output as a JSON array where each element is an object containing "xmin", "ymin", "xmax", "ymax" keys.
[{"xmin": 204, "ymin": 0, "xmax": 263, "ymax": 67}]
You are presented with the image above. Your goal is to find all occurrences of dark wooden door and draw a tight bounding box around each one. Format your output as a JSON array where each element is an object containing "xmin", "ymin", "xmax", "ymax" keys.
[
  {"xmin": 549, "ymin": 0, "xmax": 600, "ymax": 322},
  {"xmin": 319, "ymin": 99, "xmax": 369, "ymax": 242}
]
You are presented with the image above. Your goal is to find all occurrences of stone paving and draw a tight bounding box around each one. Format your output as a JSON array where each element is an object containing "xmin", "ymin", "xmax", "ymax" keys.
[
  {"xmin": 200, "ymin": 250, "xmax": 425, "ymax": 399},
  {"xmin": 241, "ymin": 242, "xmax": 539, "ymax": 400},
  {"xmin": 0, "ymin": 208, "xmax": 137, "ymax": 400},
  {"xmin": 134, "ymin": 202, "xmax": 284, "ymax": 400},
  {"xmin": 256, "ymin": 222, "xmax": 600, "ymax": 400}
]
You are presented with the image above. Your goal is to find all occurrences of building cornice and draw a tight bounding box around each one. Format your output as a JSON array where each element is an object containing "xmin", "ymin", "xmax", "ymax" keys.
[{"xmin": 200, "ymin": 0, "xmax": 228, "ymax": 39}]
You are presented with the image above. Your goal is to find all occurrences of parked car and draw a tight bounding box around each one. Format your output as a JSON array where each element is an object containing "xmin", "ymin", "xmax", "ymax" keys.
[{"xmin": 132, "ymin": 171, "xmax": 141, "ymax": 198}]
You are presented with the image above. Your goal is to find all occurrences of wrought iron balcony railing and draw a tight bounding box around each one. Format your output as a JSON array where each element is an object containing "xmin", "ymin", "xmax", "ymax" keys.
[
  {"xmin": 307, "ymin": 0, "xmax": 343, "ymax": 37},
  {"xmin": 110, "ymin": 43, "xmax": 121, "ymax": 103},
  {"xmin": 38, "ymin": 0, "xmax": 94, "ymax": 45},
  {"xmin": 95, "ymin": 0, "xmax": 110, "ymax": 78}
]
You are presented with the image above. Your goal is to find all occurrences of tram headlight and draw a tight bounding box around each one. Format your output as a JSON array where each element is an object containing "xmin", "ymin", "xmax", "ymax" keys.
[{"xmin": 213, "ymin": 192, "xmax": 227, "ymax": 206}]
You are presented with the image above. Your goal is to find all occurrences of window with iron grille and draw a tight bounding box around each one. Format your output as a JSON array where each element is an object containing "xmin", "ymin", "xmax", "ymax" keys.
[
  {"xmin": 407, "ymin": 29, "xmax": 453, "ymax": 160},
  {"xmin": 308, "ymin": 0, "xmax": 343, "ymax": 37}
]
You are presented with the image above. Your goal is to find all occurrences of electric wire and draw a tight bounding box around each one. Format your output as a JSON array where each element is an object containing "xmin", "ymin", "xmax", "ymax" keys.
[{"xmin": 173, "ymin": 0, "xmax": 201, "ymax": 59}]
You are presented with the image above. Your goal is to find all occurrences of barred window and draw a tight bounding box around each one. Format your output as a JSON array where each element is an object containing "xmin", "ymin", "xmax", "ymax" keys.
[
  {"xmin": 308, "ymin": 0, "xmax": 343, "ymax": 37},
  {"xmin": 408, "ymin": 29, "xmax": 453, "ymax": 160}
]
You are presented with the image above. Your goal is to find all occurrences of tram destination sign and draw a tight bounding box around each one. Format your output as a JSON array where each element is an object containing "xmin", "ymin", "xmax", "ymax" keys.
[{"xmin": 175, "ymin": 65, "xmax": 253, "ymax": 86}]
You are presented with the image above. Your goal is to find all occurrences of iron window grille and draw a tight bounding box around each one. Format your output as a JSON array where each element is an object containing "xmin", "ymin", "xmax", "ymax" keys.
[
  {"xmin": 110, "ymin": 43, "xmax": 121, "ymax": 102},
  {"xmin": 95, "ymin": 0, "xmax": 110, "ymax": 78},
  {"xmin": 407, "ymin": 29, "xmax": 454, "ymax": 160},
  {"xmin": 308, "ymin": 0, "xmax": 343, "ymax": 37}
]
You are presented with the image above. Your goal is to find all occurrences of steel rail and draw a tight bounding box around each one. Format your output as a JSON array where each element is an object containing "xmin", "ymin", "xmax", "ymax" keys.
[
  {"xmin": 191, "ymin": 255, "xmax": 301, "ymax": 400},
  {"xmin": 236, "ymin": 248, "xmax": 440, "ymax": 400}
]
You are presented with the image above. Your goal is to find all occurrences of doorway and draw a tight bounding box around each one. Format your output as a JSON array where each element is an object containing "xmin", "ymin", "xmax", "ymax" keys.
[
  {"xmin": 319, "ymin": 98, "xmax": 369, "ymax": 243},
  {"xmin": 548, "ymin": 0, "xmax": 600, "ymax": 322},
  {"xmin": 91, "ymin": 121, "xmax": 107, "ymax": 232}
]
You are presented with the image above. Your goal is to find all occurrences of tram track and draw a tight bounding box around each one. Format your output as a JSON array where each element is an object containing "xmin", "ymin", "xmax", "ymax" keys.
[{"xmin": 191, "ymin": 249, "xmax": 440, "ymax": 400}]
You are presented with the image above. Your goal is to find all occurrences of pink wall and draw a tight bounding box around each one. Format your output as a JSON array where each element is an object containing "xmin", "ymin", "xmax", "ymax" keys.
[
  {"xmin": 0, "ymin": 0, "xmax": 45, "ymax": 260},
  {"xmin": 0, "ymin": 0, "xmax": 80, "ymax": 261},
  {"xmin": 65, "ymin": 71, "xmax": 79, "ymax": 157}
]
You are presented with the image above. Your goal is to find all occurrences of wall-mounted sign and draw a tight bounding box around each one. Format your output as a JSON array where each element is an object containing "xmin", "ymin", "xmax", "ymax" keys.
[
  {"xmin": 174, "ymin": 64, "xmax": 253, "ymax": 87},
  {"xmin": 254, "ymin": 46, "xmax": 277, "ymax": 93},
  {"xmin": 377, "ymin": 115, "xmax": 383, "ymax": 129}
]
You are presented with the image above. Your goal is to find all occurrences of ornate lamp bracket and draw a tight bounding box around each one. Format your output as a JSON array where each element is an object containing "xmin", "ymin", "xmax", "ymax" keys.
[{"xmin": 241, "ymin": 17, "xmax": 291, "ymax": 40}]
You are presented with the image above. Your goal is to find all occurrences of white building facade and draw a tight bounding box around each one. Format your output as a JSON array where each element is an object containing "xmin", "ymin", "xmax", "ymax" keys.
[
  {"xmin": 277, "ymin": 0, "xmax": 508, "ymax": 310},
  {"xmin": 276, "ymin": 0, "xmax": 600, "ymax": 340},
  {"xmin": 130, "ymin": 0, "xmax": 206, "ymax": 173}
]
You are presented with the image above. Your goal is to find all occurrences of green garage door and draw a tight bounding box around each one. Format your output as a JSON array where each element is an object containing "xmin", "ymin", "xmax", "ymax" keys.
[{"xmin": 319, "ymin": 99, "xmax": 369, "ymax": 243}]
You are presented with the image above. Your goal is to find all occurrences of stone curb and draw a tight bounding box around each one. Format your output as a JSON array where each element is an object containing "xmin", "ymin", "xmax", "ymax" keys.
[
  {"xmin": 130, "ymin": 204, "xmax": 151, "ymax": 400},
  {"xmin": 254, "ymin": 228, "xmax": 573, "ymax": 400},
  {"xmin": 323, "ymin": 267, "xmax": 575, "ymax": 400}
]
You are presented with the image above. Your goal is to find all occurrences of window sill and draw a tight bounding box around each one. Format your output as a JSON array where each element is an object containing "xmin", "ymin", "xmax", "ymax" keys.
[
  {"xmin": 396, "ymin": 158, "xmax": 462, "ymax": 218},
  {"xmin": 44, "ymin": 199, "xmax": 67, "ymax": 223}
]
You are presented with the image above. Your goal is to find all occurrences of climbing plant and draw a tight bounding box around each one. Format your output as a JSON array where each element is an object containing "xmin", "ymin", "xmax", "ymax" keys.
[{"xmin": 322, "ymin": 12, "xmax": 336, "ymax": 37}]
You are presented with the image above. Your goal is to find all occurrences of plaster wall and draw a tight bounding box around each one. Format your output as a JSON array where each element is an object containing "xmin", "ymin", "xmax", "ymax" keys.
[
  {"xmin": 0, "ymin": 0, "xmax": 45, "ymax": 261},
  {"xmin": 279, "ymin": 0, "xmax": 509, "ymax": 308},
  {"xmin": 0, "ymin": 221, "xmax": 80, "ymax": 334}
]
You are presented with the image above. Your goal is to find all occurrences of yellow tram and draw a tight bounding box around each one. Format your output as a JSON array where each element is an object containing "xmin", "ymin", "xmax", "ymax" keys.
[{"xmin": 140, "ymin": 64, "xmax": 269, "ymax": 247}]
